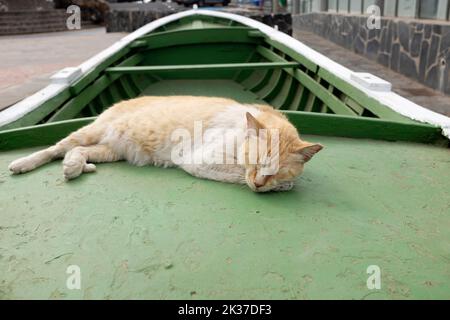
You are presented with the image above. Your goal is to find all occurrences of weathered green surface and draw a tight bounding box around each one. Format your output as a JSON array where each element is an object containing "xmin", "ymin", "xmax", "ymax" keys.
[
  {"xmin": 141, "ymin": 79, "xmax": 263, "ymax": 103},
  {"xmin": 1, "ymin": 135, "xmax": 449, "ymax": 299}
]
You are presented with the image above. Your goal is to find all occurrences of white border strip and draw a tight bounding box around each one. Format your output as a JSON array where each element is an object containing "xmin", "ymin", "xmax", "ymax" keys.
[{"xmin": 1, "ymin": 9, "xmax": 450, "ymax": 139}]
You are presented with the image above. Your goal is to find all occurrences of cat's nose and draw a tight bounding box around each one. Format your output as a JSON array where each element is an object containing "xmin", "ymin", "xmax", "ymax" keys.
[
  {"xmin": 254, "ymin": 181, "xmax": 264, "ymax": 188},
  {"xmin": 254, "ymin": 175, "xmax": 269, "ymax": 188}
]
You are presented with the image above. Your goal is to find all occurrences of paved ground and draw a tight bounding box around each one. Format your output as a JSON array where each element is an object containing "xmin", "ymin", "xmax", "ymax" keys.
[
  {"xmin": 0, "ymin": 28, "xmax": 126, "ymax": 111},
  {"xmin": 294, "ymin": 29, "xmax": 450, "ymax": 117}
]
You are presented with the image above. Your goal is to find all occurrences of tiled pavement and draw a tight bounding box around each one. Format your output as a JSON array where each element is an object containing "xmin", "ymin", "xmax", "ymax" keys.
[{"xmin": 0, "ymin": 27, "xmax": 126, "ymax": 111}]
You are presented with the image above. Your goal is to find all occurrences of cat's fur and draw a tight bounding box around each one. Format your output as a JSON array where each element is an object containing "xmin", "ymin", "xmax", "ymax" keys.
[{"xmin": 8, "ymin": 96, "xmax": 323, "ymax": 192}]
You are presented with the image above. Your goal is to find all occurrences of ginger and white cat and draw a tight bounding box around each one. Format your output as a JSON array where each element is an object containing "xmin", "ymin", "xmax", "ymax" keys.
[{"xmin": 8, "ymin": 96, "xmax": 323, "ymax": 192}]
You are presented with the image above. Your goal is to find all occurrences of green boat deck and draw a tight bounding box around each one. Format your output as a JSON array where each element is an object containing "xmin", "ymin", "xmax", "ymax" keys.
[{"xmin": 1, "ymin": 134, "xmax": 449, "ymax": 299}]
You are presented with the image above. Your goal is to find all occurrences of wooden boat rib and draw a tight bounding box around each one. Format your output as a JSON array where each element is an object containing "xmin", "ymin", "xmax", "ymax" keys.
[{"xmin": 0, "ymin": 10, "xmax": 449, "ymax": 299}]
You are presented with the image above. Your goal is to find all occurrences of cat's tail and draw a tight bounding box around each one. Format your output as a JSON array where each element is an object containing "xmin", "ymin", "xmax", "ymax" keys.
[{"xmin": 8, "ymin": 122, "xmax": 102, "ymax": 175}]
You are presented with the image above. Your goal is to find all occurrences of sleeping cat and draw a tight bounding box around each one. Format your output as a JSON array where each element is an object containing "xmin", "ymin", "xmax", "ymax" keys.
[{"xmin": 8, "ymin": 96, "xmax": 323, "ymax": 192}]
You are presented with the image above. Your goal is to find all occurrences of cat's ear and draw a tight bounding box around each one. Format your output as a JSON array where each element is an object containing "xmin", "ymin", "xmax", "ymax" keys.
[
  {"xmin": 246, "ymin": 112, "xmax": 264, "ymax": 136},
  {"xmin": 295, "ymin": 142, "xmax": 323, "ymax": 163}
]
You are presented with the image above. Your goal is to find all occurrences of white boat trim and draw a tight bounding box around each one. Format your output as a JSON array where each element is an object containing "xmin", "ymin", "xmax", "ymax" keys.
[{"xmin": 1, "ymin": 9, "xmax": 449, "ymax": 139}]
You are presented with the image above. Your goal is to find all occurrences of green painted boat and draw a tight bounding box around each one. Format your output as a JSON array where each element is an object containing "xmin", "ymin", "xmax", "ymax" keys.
[{"xmin": 0, "ymin": 10, "xmax": 449, "ymax": 300}]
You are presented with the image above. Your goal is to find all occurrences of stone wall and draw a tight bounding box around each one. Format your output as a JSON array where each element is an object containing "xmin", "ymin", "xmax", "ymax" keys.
[
  {"xmin": 106, "ymin": 4, "xmax": 291, "ymax": 35},
  {"xmin": 249, "ymin": 13, "xmax": 292, "ymax": 35},
  {"xmin": 293, "ymin": 13, "xmax": 450, "ymax": 95},
  {"xmin": 0, "ymin": 0, "xmax": 54, "ymax": 11},
  {"xmin": 105, "ymin": 4, "xmax": 178, "ymax": 33},
  {"xmin": 0, "ymin": 9, "xmax": 70, "ymax": 35}
]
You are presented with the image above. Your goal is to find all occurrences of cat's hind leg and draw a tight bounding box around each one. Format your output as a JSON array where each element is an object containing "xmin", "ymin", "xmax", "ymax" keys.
[
  {"xmin": 62, "ymin": 144, "xmax": 121, "ymax": 180},
  {"xmin": 8, "ymin": 123, "xmax": 102, "ymax": 175}
]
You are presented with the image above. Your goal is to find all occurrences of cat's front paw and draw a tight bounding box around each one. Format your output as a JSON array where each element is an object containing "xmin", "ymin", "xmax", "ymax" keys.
[{"xmin": 8, "ymin": 157, "xmax": 37, "ymax": 174}]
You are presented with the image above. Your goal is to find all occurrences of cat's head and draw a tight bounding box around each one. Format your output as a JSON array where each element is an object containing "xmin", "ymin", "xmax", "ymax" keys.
[{"xmin": 243, "ymin": 112, "xmax": 323, "ymax": 193}]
